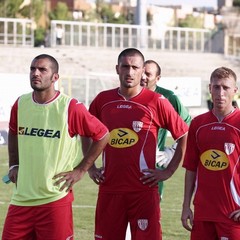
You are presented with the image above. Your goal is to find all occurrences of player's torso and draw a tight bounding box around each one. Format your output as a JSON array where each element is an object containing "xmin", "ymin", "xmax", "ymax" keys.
[{"xmin": 193, "ymin": 110, "xmax": 240, "ymax": 222}]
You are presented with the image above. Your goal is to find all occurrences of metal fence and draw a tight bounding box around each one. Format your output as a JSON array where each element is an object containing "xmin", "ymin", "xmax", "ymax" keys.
[
  {"xmin": 0, "ymin": 18, "xmax": 34, "ymax": 46},
  {"xmin": 1, "ymin": 17, "xmax": 240, "ymax": 58},
  {"xmin": 50, "ymin": 20, "xmax": 212, "ymax": 52}
]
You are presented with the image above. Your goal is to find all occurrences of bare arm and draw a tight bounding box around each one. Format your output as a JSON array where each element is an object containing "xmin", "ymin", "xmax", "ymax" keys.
[
  {"xmin": 53, "ymin": 132, "xmax": 109, "ymax": 191},
  {"xmin": 164, "ymin": 133, "xmax": 188, "ymax": 176},
  {"xmin": 181, "ymin": 169, "xmax": 196, "ymax": 231},
  {"xmin": 82, "ymin": 136, "xmax": 106, "ymax": 184},
  {"xmin": 141, "ymin": 133, "xmax": 187, "ymax": 186},
  {"xmin": 77, "ymin": 133, "xmax": 109, "ymax": 172},
  {"xmin": 8, "ymin": 130, "xmax": 19, "ymax": 183}
]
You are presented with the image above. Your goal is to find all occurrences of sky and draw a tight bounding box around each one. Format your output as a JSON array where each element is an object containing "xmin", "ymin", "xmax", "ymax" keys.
[{"xmin": 148, "ymin": 0, "xmax": 217, "ymax": 8}]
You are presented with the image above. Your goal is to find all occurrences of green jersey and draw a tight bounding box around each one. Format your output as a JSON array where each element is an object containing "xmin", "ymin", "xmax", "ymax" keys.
[{"xmin": 155, "ymin": 85, "xmax": 191, "ymax": 150}]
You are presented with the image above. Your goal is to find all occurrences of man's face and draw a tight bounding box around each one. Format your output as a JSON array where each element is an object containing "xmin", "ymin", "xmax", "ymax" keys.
[
  {"xmin": 209, "ymin": 76, "xmax": 238, "ymax": 111},
  {"xmin": 30, "ymin": 58, "xmax": 58, "ymax": 91},
  {"xmin": 116, "ymin": 55, "xmax": 145, "ymax": 89},
  {"xmin": 142, "ymin": 63, "xmax": 160, "ymax": 91}
]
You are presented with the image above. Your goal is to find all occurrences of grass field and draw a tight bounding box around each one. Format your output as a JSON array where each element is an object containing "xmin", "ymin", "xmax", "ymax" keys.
[{"xmin": 0, "ymin": 144, "xmax": 190, "ymax": 240}]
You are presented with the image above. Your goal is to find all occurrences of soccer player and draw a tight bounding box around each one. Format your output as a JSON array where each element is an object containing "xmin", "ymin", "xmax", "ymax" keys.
[
  {"xmin": 181, "ymin": 67, "xmax": 240, "ymax": 239},
  {"xmin": 142, "ymin": 59, "xmax": 191, "ymax": 200},
  {"xmin": 85, "ymin": 48, "xmax": 188, "ymax": 240},
  {"xmin": 2, "ymin": 54, "xmax": 109, "ymax": 240}
]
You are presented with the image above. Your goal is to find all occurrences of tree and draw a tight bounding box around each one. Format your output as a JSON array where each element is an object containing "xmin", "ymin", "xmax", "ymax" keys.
[
  {"xmin": 178, "ymin": 14, "xmax": 204, "ymax": 28},
  {"xmin": 233, "ymin": 0, "xmax": 240, "ymax": 7},
  {"xmin": 93, "ymin": 0, "xmax": 128, "ymax": 24},
  {"xmin": 48, "ymin": 2, "xmax": 72, "ymax": 21},
  {"xmin": 19, "ymin": 0, "xmax": 44, "ymax": 23},
  {"xmin": 0, "ymin": 0, "xmax": 23, "ymax": 18}
]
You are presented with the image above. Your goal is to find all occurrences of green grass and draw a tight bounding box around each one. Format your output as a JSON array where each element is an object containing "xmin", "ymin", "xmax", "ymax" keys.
[{"xmin": 0, "ymin": 143, "xmax": 190, "ymax": 239}]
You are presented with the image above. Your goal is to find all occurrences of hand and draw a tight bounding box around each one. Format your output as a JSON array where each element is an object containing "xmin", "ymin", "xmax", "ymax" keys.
[
  {"xmin": 156, "ymin": 144, "xmax": 177, "ymax": 168},
  {"xmin": 8, "ymin": 166, "xmax": 19, "ymax": 184},
  {"xmin": 140, "ymin": 168, "xmax": 173, "ymax": 187},
  {"xmin": 53, "ymin": 168, "xmax": 85, "ymax": 192},
  {"xmin": 88, "ymin": 166, "xmax": 105, "ymax": 185},
  {"xmin": 181, "ymin": 206, "xmax": 193, "ymax": 231},
  {"xmin": 229, "ymin": 209, "xmax": 240, "ymax": 222}
]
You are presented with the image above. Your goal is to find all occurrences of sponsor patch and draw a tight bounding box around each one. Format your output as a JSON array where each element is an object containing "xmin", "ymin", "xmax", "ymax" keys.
[
  {"xmin": 109, "ymin": 128, "xmax": 138, "ymax": 148},
  {"xmin": 200, "ymin": 149, "xmax": 229, "ymax": 171},
  {"xmin": 18, "ymin": 127, "xmax": 60, "ymax": 138}
]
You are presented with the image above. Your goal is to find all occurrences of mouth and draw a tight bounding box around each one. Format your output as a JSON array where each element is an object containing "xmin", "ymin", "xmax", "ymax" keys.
[
  {"xmin": 215, "ymin": 99, "xmax": 225, "ymax": 105},
  {"xmin": 31, "ymin": 78, "xmax": 41, "ymax": 84},
  {"xmin": 125, "ymin": 78, "xmax": 133, "ymax": 83}
]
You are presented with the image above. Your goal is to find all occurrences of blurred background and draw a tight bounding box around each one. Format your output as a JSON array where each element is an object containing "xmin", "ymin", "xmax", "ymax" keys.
[{"xmin": 0, "ymin": 0, "xmax": 240, "ymax": 145}]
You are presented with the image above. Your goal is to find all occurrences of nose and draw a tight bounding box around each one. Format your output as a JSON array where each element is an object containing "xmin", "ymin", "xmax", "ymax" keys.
[
  {"xmin": 142, "ymin": 73, "xmax": 146, "ymax": 80},
  {"xmin": 219, "ymin": 87, "xmax": 225, "ymax": 96},
  {"xmin": 31, "ymin": 68, "xmax": 40, "ymax": 76}
]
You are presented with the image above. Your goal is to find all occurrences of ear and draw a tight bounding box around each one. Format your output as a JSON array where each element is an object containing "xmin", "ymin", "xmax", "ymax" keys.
[
  {"xmin": 52, "ymin": 73, "xmax": 59, "ymax": 83},
  {"xmin": 234, "ymin": 86, "xmax": 238, "ymax": 94},
  {"xmin": 116, "ymin": 65, "xmax": 119, "ymax": 75},
  {"xmin": 208, "ymin": 84, "xmax": 211, "ymax": 93}
]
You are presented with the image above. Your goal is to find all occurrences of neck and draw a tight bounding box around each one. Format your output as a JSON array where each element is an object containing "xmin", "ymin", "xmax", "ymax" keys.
[
  {"xmin": 212, "ymin": 106, "xmax": 235, "ymax": 121},
  {"xmin": 118, "ymin": 86, "xmax": 143, "ymax": 100},
  {"xmin": 33, "ymin": 90, "xmax": 58, "ymax": 104}
]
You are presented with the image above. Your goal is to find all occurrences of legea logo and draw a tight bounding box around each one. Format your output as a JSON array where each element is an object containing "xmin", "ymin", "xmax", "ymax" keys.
[
  {"xmin": 18, "ymin": 127, "xmax": 60, "ymax": 139},
  {"xmin": 109, "ymin": 128, "xmax": 138, "ymax": 148},
  {"xmin": 200, "ymin": 149, "xmax": 229, "ymax": 171}
]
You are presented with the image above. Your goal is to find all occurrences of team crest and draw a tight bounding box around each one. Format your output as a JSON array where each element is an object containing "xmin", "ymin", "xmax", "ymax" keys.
[
  {"xmin": 132, "ymin": 121, "xmax": 143, "ymax": 132},
  {"xmin": 138, "ymin": 219, "xmax": 148, "ymax": 231},
  {"xmin": 224, "ymin": 143, "xmax": 235, "ymax": 155}
]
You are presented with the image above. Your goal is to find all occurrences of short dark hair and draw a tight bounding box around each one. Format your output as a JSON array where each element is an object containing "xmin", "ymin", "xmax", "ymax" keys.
[
  {"xmin": 33, "ymin": 54, "xmax": 59, "ymax": 73},
  {"xmin": 118, "ymin": 48, "xmax": 145, "ymax": 64},
  {"xmin": 144, "ymin": 60, "xmax": 161, "ymax": 76},
  {"xmin": 210, "ymin": 67, "xmax": 237, "ymax": 83}
]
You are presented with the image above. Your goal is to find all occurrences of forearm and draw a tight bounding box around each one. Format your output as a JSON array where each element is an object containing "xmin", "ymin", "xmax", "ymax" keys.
[
  {"xmin": 8, "ymin": 130, "xmax": 19, "ymax": 167},
  {"xmin": 166, "ymin": 134, "xmax": 187, "ymax": 175},
  {"xmin": 77, "ymin": 133, "xmax": 109, "ymax": 172},
  {"xmin": 182, "ymin": 170, "xmax": 196, "ymax": 208}
]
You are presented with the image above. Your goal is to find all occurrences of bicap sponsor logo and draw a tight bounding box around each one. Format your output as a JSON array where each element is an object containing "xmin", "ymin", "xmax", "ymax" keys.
[
  {"xmin": 18, "ymin": 127, "xmax": 60, "ymax": 139},
  {"xmin": 109, "ymin": 128, "xmax": 138, "ymax": 148},
  {"xmin": 200, "ymin": 149, "xmax": 229, "ymax": 171}
]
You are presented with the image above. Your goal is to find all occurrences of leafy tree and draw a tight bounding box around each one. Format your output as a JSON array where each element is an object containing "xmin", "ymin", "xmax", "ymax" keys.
[
  {"xmin": 94, "ymin": 0, "xmax": 128, "ymax": 24},
  {"xmin": 178, "ymin": 14, "xmax": 204, "ymax": 28},
  {"xmin": 233, "ymin": 0, "xmax": 240, "ymax": 7},
  {"xmin": 100, "ymin": 4, "xmax": 128, "ymax": 23},
  {"xmin": 34, "ymin": 27, "xmax": 45, "ymax": 47},
  {"xmin": 48, "ymin": 2, "xmax": 72, "ymax": 21},
  {"xmin": 19, "ymin": 0, "xmax": 44, "ymax": 23},
  {"xmin": 0, "ymin": 0, "xmax": 23, "ymax": 18}
]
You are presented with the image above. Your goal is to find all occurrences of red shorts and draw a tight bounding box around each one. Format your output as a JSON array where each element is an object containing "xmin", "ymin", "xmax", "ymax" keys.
[
  {"xmin": 191, "ymin": 220, "xmax": 240, "ymax": 240},
  {"xmin": 2, "ymin": 192, "xmax": 74, "ymax": 240},
  {"xmin": 94, "ymin": 190, "xmax": 162, "ymax": 240}
]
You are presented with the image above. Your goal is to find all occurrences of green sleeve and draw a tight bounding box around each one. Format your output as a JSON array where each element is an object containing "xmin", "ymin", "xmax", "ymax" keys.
[{"xmin": 167, "ymin": 94, "xmax": 191, "ymax": 125}]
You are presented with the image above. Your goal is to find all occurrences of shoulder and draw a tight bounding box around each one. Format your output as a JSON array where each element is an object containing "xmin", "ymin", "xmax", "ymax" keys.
[
  {"xmin": 69, "ymin": 98, "xmax": 87, "ymax": 111},
  {"xmin": 140, "ymin": 88, "xmax": 165, "ymax": 103},
  {"xmin": 96, "ymin": 88, "xmax": 118, "ymax": 98},
  {"xmin": 155, "ymin": 86, "xmax": 175, "ymax": 96},
  {"xmin": 19, "ymin": 92, "xmax": 32, "ymax": 100},
  {"xmin": 190, "ymin": 111, "xmax": 213, "ymax": 126},
  {"xmin": 91, "ymin": 88, "xmax": 119, "ymax": 106}
]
